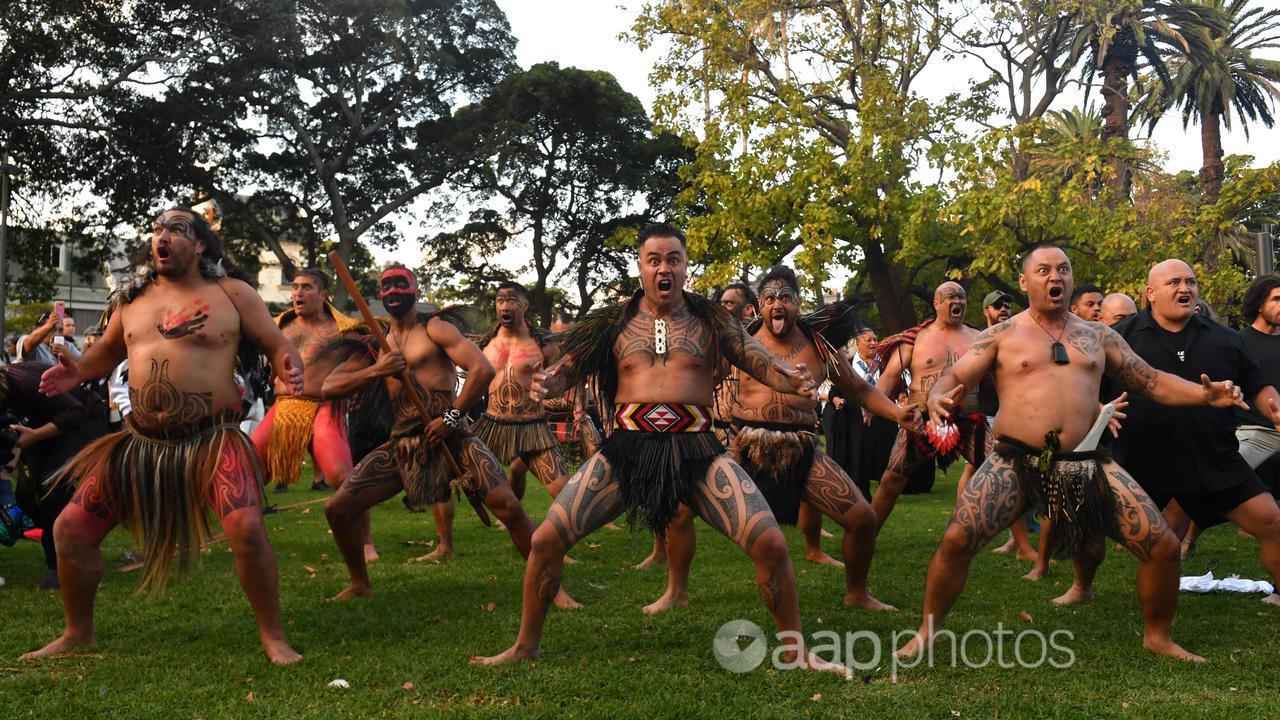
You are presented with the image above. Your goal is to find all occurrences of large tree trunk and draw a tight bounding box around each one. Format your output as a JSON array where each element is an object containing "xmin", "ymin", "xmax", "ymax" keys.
[
  {"xmin": 862, "ymin": 239, "xmax": 918, "ymax": 333},
  {"xmin": 1099, "ymin": 31, "xmax": 1136, "ymax": 194},
  {"xmin": 1199, "ymin": 104, "xmax": 1225, "ymax": 203}
]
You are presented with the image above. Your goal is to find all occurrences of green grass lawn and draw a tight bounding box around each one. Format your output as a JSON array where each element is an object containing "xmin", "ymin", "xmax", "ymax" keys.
[{"xmin": 2, "ymin": 461, "xmax": 1277, "ymax": 718}]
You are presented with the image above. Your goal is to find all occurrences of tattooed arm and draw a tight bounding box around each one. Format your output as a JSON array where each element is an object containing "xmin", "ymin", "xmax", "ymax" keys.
[
  {"xmin": 219, "ymin": 278, "xmax": 304, "ymax": 395},
  {"xmin": 1102, "ymin": 326, "xmax": 1246, "ymax": 408},
  {"xmin": 321, "ymin": 349, "xmax": 406, "ymax": 399},
  {"xmin": 717, "ymin": 319, "xmax": 813, "ymax": 396},
  {"xmin": 926, "ymin": 321, "xmax": 1006, "ymax": 424},
  {"xmin": 830, "ymin": 352, "xmax": 913, "ymax": 429}
]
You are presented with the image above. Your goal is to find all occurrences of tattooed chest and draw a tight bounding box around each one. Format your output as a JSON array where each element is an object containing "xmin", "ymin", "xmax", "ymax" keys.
[
  {"xmin": 615, "ymin": 311, "xmax": 710, "ymax": 369},
  {"xmin": 488, "ymin": 365, "xmax": 539, "ymax": 415},
  {"xmin": 285, "ymin": 323, "xmax": 338, "ymax": 360}
]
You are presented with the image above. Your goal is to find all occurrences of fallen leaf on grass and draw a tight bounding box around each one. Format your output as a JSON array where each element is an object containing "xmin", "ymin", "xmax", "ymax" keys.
[
  {"xmin": 1018, "ymin": 611, "xmax": 1033, "ymax": 624},
  {"xmin": 484, "ymin": 602, "xmax": 496, "ymax": 612},
  {"xmin": 301, "ymin": 508, "xmax": 310, "ymax": 515},
  {"xmin": 304, "ymin": 566, "xmax": 317, "ymax": 575},
  {"xmin": 587, "ymin": 542, "xmax": 601, "ymax": 549},
  {"xmin": 403, "ymin": 681, "xmax": 414, "ymax": 691},
  {"xmin": 811, "ymin": 693, "xmax": 822, "ymax": 702},
  {"xmin": 328, "ymin": 679, "xmax": 350, "ymax": 689},
  {"xmin": 246, "ymin": 692, "xmax": 254, "ymax": 702}
]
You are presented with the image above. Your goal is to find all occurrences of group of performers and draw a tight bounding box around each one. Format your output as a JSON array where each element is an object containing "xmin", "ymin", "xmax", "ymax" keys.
[{"xmin": 17, "ymin": 207, "xmax": 1280, "ymax": 674}]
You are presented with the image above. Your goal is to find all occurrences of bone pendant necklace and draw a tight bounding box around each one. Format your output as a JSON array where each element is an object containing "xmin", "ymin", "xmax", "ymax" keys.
[{"xmin": 654, "ymin": 318, "xmax": 668, "ymax": 356}]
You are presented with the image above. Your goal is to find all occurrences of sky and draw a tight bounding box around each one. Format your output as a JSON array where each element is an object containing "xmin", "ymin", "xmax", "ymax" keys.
[{"xmin": 376, "ymin": 0, "xmax": 1280, "ymax": 285}]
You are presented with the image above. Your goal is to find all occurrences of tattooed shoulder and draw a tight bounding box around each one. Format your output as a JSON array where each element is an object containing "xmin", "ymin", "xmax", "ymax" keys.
[{"xmin": 969, "ymin": 320, "xmax": 1011, "ymax": 356}]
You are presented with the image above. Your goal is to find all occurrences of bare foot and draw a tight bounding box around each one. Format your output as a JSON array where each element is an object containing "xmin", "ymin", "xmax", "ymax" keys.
[
  {"xmin": 805, "ymin": 550, "xmax": 845, "ymax": 568},
  {"xmin": 423, "ymin": 545, "xmax": 453, "ymax": 561},
  {"xmin": 1237, "ymin": 527, "xmax": 1254, "ymax": 539},
  {"xmin": 20, "ymin": 631, "xmax": 96, "ymax": 661},
  {"xmin": 819, "ymin": 528, "xmax": 834, "ymax": 539},
  {"xmin": 991, "ymin": 537, "xmax": 1016, "ymax": 555},
  {"xmin": 844, "ymin": 592, "xmax": 897, "ymax": 611},
  {"xmin": 563, "ymin": 554, "xmax": 578, "ymax": 565},
  {"xmin": 1051, "ymin": 584, "xmax": 1093, "ymax": 606},
  {"xmin": 470, "ymin": 644, "xmax": 538, "ymax": 665},
  {"xmin": 604, "ymin": 522, "xmax": 622, "ymax": 531},
  {"xmin": 642, "ymin": 589, "xmax": 689, "ymax": 615},
  {"xmin": 330, "ymin": 584, "xmax": 373, "ymax": 601},
  {"xmin": 363, "ymin": 544, "xmax": 380, "ymax": 563},
  {"xmin": 1143, "ymin": 637, "xmax": 1205, "ymax": 662},
  {"xmin": 1262, "ymin": 593, "xmax": 1280, "ymax": 607},
  {"xmin": 633, "ymin": 552, "xmax": 666, "ymax": 570},
  {"xmin": 1022, "ymin": 566, "xmax": 1047, "ymax": 581},
  {"xmin": 554, "ymin": 588, "xmax": 582, "ymax": 610},
  {"xmin": 262, "ymin": 637, "xmax": 303, "ymax": 665},
  {"xmin": 795, "ymin": 652, "xmax": 852, "ymax": 678},
  {"xmin": 895, "ymin": 632, "xmax": 928, "ymax": 659}
]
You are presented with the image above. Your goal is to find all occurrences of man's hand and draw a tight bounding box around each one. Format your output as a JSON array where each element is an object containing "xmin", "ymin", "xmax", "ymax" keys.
[
  {"xmin": 280, "ymin": 355, "xmax": 304, "ymax": 396},
  {"xmin": 1107, "ymin": 392, "xmax": 1129, "ymax": 438},
  {"xmin": 832, "ymin": 396, "xmax": 845, "ymax": 410},
  {"xmin": 530, "ymin": 361, "xmax": 557, "ymax": 402},
  {"xmin": 788, "ymin": 362, "xmax": 818, "ymax": 399},
  {"xmin": 896, "ymin": 403, "xmax": 919, "ymax": 433},
  {"xmin": 927, "ymin": 384, "xmax": 965, "ymax": 427},
  {"xmin": 1200, "ymin": 374, "xmax": 1247, "ymax": 409},
  {"xmin": 425, "ymin": 416, "xmax": 453, "ymax": 445},
  {"xmin": 38, "ymin": 352, "xmax": 79, "ymax": 397},
  {"xmin": 10, "ymin": 425, "xmax": 37, "ymax": 449},
  {"xmin": 1269, "ymin": 396, "xmax": 1280, "ymax": 434},
  {"xmin": 372, "ymin": 349, "xmax": 406, "ymax": 378}
]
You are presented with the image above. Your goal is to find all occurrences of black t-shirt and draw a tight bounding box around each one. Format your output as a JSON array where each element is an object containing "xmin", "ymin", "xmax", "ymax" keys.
[
  {"xmin": 1237, "ymin": 326, "xmax": 1280, "ymax": 427},
  {"xmin": 1111, "ymin": 309, "xmax": 1268, "ymax": 493}
]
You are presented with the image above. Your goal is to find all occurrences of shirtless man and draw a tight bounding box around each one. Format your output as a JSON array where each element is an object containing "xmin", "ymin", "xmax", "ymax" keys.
[
  {"xmin": 253, "ymin": 268, "xmax": 365, "ymax": 491},
  {"xmin": 898, "ymin": 244, "xmax": 1246, "ymax": 662},
  {"xmin": 645, "ymin": 266, "xmax": 913, "ymax": 614},
  {"xmin": 473, "ymin": 224, "xmax": 844, "ymax": 675},
  {"xmin": 320, "ymin": 265, "xmax": 576, "ymax": 608},
  {"xmin": 872, "ymin": 282, "xmax": 989, "ymax": 527},
  {"xmin": 26, "ymin": 207, "xmax": 303, "ymax": 664}
]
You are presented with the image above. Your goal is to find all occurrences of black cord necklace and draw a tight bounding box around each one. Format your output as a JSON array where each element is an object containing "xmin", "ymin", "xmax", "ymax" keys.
[{"xmin": 1029, "ymin": 313, "xmax": 1071, "ymax": 365}]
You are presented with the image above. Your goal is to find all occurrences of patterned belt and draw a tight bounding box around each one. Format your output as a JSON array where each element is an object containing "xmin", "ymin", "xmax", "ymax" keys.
[{"xmin": 615, "ymin": 403, "xmax": 712, "ymax": 433}]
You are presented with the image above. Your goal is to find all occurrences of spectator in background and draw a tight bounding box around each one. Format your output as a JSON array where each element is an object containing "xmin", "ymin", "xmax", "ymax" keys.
[
  {"xmin": 1100, "ymin": 292, "xmax": 1138, "ymax": 327},
  {"xmin": 58, "ymin": 315, "xmax": 82, "ymax": 359},
  {"xmin": 1069, "ymin": 284, "xmax": 1104, "ymax": 322},
  {"xmin": 16, "ymin": 311, "xmax": 59, "ymax": 364}
]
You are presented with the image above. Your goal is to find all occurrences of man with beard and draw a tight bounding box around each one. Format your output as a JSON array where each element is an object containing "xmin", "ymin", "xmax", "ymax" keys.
[
  {"xmin": 320, "ymin": 265, "xmax": 578, "ymax": 609},
  {"xmin": 1100, "ymin": 293, "xmax": 1138, "ymax": 327},
  {"xmin": 1049, "ymin": 260, "xmax": 1280, "ymax": 607},
  {"xmin": 644, "ymin": 266, "xmax": 913, "ymax": 614},
  {"xmin": 472, "ymin": 225, "xmax": 845, "ymax": 675},
  {"xmin": 472, "ymin": 283, "xmax": 570, "ymax": 503},
  {"xmin": 252, "ymin": 268, "xmax": 367, "ymax": 494},
  {"xmin": 871, "ymin": 281, "xmax": 990, "ymax": 527},
  {"xmin": 26, "ymin": 207, "xmax": 304, "ymax": 664},
  {"xmin": 899, "ymin": 245, "xmax": 1247, "ymax": 661}
]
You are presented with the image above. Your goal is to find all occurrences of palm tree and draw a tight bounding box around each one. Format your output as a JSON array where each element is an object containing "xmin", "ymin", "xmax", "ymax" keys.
[
  {"xmin": 1070, "ymin": 0, "xmax": 1225, "ymax": 190},
  {"xmin": 1143, "ymin": 0, "xmax": 1280, "ymax": 202}
]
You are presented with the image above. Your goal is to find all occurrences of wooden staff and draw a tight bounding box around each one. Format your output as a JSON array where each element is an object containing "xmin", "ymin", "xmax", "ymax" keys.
[{"xmin": 327, "ymin": 252, "xmax": 490, "ymax": 527}]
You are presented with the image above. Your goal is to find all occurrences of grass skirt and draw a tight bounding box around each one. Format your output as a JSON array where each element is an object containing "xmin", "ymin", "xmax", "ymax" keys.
[{"xmin": 599, "ymin": 430, "xmax": 724, "ymax": 531}]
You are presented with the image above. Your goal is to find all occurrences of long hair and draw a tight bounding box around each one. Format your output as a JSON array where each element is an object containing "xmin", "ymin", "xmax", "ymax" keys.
[
  {"xmin": 1243, "ymin": 274, "xmax": 1280, "ymax": 322},
  {"xmin": 166, "ymin": 206, "xmax": 249, "ymax": 283}
]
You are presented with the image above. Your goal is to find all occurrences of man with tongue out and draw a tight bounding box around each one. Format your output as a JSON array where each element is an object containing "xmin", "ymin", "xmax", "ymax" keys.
[
  {"xmin": 473, "ymin": 224, "xmax": 848, "ymax": 675},
  {"xmin": 899, "ymin": 245, "xmax": 1250, "ymax": 662},
  {"xmin": 318, "ymin": 265, "xmax": 577, "ymax": 609},
  {"xmin": 871, "ymin": 281, "xmax": 990, "ymax": 528},
  {"xmin": 644, "ymin": 265, "xmax": 915, "ymax": 616}
]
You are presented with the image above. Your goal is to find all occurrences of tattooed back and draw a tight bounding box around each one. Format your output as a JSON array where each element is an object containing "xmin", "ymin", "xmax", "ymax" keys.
[{"xmin": 122, "ymin": 279, "xmax": 244, "ymax": 427}]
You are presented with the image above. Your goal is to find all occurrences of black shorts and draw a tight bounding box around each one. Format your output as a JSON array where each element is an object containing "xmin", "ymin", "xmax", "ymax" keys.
[{"xmin": 1143, "ymin": 468, "xmax": 1270, "ymax": 529}]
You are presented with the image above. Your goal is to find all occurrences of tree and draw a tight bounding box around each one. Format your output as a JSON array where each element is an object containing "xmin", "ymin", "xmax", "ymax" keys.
[
  {"xmin": 445, "ymin": 62, "xmax": 686, "ymax": 325},
  {"xmin": 1138, "ymin": 0, "xmax": 1280, "ymax": 206},
  {"xmin": 633, "ymin": 0, "xmax": 965, "ymax": 331},
  {"xmin": 1069, "ymin": 0, "xmax": 1224, "ymax": 191}
]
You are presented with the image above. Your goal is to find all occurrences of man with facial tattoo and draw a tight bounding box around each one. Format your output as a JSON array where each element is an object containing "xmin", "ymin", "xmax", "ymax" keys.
[
  {"xmin": 319, "ymin": 265, "xmax": 578, "ymax": 609},
  {"xmin": 644, "ymin": 266, "xmax": 914, "ymax": 615},
  {"xmin": 900, "ymin": 245, "xmax": 1250, "ymax": 662},
  {"xmin": 871, "ymin": 281, "xmax": 990, "ymax": 527},
  {"xmin": 473, "ymin": 224, "xmax": 847, "ymax": 675},
  {"xmin": 27, "ymin": 207, "xmax": 305, "ymax": 664}
]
